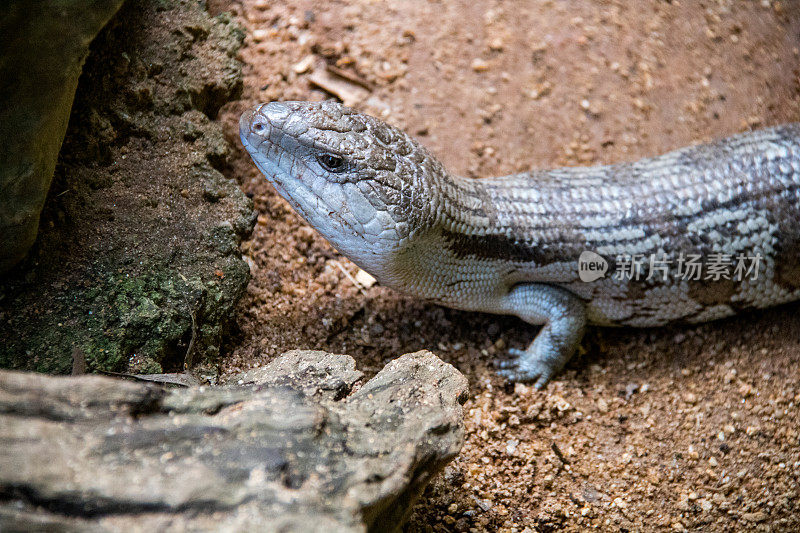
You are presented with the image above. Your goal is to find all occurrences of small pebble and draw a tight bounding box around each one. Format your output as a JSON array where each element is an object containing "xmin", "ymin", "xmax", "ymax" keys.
[
  {"xmin": 252, "ymin": 29, "xmax": 269, "ymax": 42},
  {"xmin": 355, "ymin": 269, "xmax": 377, "ymax": 288},
  {"xmin": 488, "ymin": 37, "xmax": 504, "ymax": 51},
  {"xmin": 505, "ymin": 439, "xmax": 519, "ymax": 454},
  {"xmin": 471, "ymin": 58, "xmax": 490, "ymax": 72},
  {"xmin": 292, "ymin": 54, "xmax": 315, "ymax": 74},
  {"xmin": 743, "ymin": 511, "xmax": 767, "ymax": 523},
  {"xmin": 677, "ymin": 494, "xmax": 690, "ymax": 511}
]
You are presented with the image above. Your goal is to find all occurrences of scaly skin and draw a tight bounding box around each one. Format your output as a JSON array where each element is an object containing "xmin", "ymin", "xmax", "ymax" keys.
[{"xmin": 240, "ymin": 100, "xmax": 800, "ymax": 388}]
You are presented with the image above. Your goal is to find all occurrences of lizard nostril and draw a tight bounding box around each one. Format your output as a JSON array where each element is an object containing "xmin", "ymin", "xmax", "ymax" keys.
[{"xmin": 251, "ymin": 118, "xmax": 267, "ymax": 134}]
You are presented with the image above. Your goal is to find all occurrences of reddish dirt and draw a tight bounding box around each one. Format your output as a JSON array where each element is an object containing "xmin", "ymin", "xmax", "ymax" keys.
[{"xmin": 214, "ymin": 0, "xmax": 800, "ymax": 530}]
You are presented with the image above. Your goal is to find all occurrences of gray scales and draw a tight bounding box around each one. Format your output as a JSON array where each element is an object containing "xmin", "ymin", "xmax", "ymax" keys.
[{"xmin": 240, "ymin": 101, "xmax": 800, "ymax": 388}]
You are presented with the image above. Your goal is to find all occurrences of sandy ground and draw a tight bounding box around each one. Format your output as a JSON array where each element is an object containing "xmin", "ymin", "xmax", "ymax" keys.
[{"xmin": 213, "ymin": 0, "xmax": 800, "ymax": 530}]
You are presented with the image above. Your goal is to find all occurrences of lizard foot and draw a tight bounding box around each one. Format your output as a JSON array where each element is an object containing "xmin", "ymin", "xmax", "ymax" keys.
[
  {"xmin": 495, "ymin": 283, "xmax": 586, "ymax": 389},
  {"xmin": 496, "ymin": 348, "xmax": 560, "ymax": 389}
]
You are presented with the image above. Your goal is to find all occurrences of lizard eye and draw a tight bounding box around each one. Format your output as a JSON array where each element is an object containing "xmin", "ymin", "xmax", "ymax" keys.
[{"xmin": 316, "ymin": 153, "xmax": 346, "ymax": 173}]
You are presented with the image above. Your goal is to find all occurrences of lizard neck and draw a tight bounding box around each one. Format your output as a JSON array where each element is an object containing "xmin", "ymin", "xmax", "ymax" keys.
[
  {"xmin": 436, "ymin": 174, "xmax": 499, "ymax": 236},
  {"xmin": 430, "ymin": 170, "xmax": 597, "ymax": 269}
]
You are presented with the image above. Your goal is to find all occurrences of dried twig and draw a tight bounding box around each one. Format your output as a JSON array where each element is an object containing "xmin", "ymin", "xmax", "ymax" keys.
[{"xmin": 551, "ymin": 442, "xmax": 570, "ymax": 466}]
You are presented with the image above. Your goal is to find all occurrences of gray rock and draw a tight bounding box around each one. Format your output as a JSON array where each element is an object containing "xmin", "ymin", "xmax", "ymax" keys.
[
  {"xmin": 229, "ymin": 349, "xmax": 365, "ymax": 401},
  {"xmin": 0, "ymin": 350, "xmax": 469, "ymax": 532},
  {"xmin": 0, "ymin": 0, "xmax": 126, "ymax": 273},
  {"xmin": 0, "ymin": 0, "xmax": 255, "ymax": 374}
]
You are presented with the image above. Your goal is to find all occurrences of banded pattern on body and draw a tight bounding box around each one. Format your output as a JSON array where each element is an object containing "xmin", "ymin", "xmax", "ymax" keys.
[{"xmin": 438, "ymin": 124, "xmax": 800, "ymax": 326}]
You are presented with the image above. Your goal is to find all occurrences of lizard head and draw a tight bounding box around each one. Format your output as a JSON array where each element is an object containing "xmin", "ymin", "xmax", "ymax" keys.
[{"xmin": 240, "ymin": 100, "xmax": 447, "ymax": 275}]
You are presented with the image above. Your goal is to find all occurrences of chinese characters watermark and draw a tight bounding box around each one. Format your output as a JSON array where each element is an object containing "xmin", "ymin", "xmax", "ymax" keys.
[{"xmin": 578, "ymin": 251, "xmax": 762, "ymax": 282}]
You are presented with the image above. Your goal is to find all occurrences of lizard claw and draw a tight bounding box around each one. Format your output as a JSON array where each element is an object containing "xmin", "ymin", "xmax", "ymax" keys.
[{"xmin": 494, "ymin": 350, "xmax": 525, "ymax": 369}]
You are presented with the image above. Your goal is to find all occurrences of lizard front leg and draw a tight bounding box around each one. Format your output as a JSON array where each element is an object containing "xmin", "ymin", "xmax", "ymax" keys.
[{"xmin": 496, "ymin": 283, "xmax": 587, "ymax": 388}]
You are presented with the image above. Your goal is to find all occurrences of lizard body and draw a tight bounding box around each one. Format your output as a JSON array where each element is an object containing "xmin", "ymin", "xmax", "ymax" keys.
[{"xmin": 240, "ymin": 101, "xmax": 800, "ymax": 387}]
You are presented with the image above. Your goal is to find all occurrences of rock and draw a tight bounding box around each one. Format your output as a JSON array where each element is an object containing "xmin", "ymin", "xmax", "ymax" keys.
[
  {"xmin": 230, "ymin": 349, "xmax": 365, "ymax": 401},
  {"xmin": 0, "ymin": 350, "xmax": 469, "ymax": 532},
  {"xmin": 0, "ymin": 0, "xmax": 255, "ymax": 374},
  {"xmin": 0, "ymin": 0, "xmax": 127, "ymax": 273}
]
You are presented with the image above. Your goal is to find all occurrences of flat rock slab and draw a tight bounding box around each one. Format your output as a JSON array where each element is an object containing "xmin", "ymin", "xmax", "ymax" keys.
[{"xmin": 0, "ymin": 350, "xmax": 468, "ymax": 532}]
